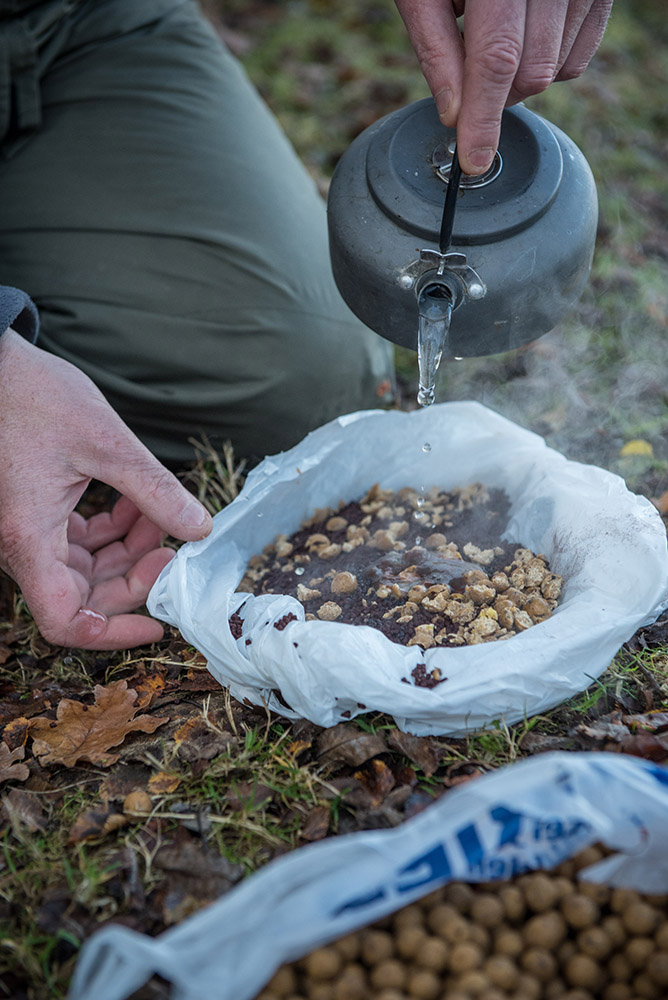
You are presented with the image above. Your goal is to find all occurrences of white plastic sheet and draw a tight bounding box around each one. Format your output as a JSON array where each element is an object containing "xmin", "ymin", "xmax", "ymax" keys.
[
  {"xmin": 68, "ymin": 752, "xmax": 668, "ymax": 1000},
  {"xmin": 148, "ymin": 402, "xmax": 668, "ymax": 735}
]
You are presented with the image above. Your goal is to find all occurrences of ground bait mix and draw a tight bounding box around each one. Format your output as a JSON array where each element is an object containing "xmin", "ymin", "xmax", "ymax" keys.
[
  {"xmin": 235, "ymin": 483, "xmax": 562, "ymax": 650},
  {"xmin": 253, "ymin": 846, "xmax": 668, "ymax": 1000}
]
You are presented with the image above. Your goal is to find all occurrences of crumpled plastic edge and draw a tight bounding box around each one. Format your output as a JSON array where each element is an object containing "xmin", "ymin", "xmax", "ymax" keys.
[{"xmin": 69, "ymin": 751, "xmax": 668, "ymax": 1000}]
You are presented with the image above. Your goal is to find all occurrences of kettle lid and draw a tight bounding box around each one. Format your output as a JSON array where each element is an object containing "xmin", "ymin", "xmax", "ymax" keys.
[{"xmin": 366, "ymin": 98, "xmax": 563, "ymax": 245}]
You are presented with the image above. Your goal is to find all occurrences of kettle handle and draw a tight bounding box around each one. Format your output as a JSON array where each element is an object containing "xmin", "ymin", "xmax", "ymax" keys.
[{"xmin": 439, "ymin": 146, "xmax": 462, "ymax": 254}]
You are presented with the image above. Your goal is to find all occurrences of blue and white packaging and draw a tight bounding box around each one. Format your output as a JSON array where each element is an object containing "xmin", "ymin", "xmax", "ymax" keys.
[{"xmin": 69, "ymin": 752, "xmax": 668, "ymax": 1000}]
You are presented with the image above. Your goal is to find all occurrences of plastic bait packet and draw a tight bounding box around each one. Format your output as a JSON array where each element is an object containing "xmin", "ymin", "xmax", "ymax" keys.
[
  {"xmin": 68, "ymin": 751, "xmax": 668, "ymax": 1000},
  {"xmin": 148, "ymin": 402, "xmax": 668, "ymax": 736}
]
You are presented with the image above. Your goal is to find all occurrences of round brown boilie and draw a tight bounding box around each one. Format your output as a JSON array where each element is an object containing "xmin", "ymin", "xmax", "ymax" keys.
[
  {"xmin": 266, "ymin": 966, "xmax": 297, "ymax": 997},
  {"xmin": 647, "ymin": 951, "xmax": 668, "ymax": 986},
  {"xmin": 562, "ymin": 893, "xmax": 600, "ymax": 929},
  {"xmin": 579, "ymin": 880, "xmax": 611, "ymax": 906},
  {"xmin": 625, "ymin": 937, "xmax": 656, "ymax": 970},
  {"xmin": 523, "ymin": 910, "xmax": 567, "ymax": 950},
  {"xmin": 405, "ymin": 968, "xmax": 440, "ymax": 1000},
  {"xmin": 558, "ymin": 991, "xmax": 595, "ymax": 1000},
  {"xmin": 359, "ymin": 929, "xmax": 394, "ymax": 966},
  {"xmin": 543, "ymin": 978, "xmax": 568, "ymax": 999},
  {"xmin": 308, "ymin": 982, "xmax": 334, "ymax": 1000},
  {"xmin": 332, "ymin": 963, "xmax": 367, "ymax": 1000},
  {"xmin": 552, "ymin": 875, "xmax": 576, "ymax": 901},
  {"xmin": 425, "ymin": 903, "xmax": 458, "ymax": 936},
  {"xmin": 607, "ymin": 952, "xmax": 633, "ymax": 982},
  {"xmin": 563, "ymin": 953, "xmax": 605, "ymax": 992},
  {"xmin": 395, "ymin": 926, "xmax": 428, "ymax": 961},
  {"xmin": 610, "ymin": 889, "xmax": 641, "ymax": 914},
  {"xmin": 443, "ymin": 882, "xmax": 475, "ymax": 913},
  {"xmin": 573, "ymin": 847, "xmax": 604, "ymax": 872},
  {"xmin": 374, "ymin": 991, "xmax": 407, "ymax": 1000},
  {"xmin": 498, "ymin": 885, "xmax": 526, "ymax": 923},
  {"xmin": 602, "ymin": 982, "xmax": 633, "ymax": 1000},
  {"xmin": 303, "ymin": 948, "xmax": 342, "ymax": 981},
  {"xmin": 520, "ymin": 947, "xmax": 558, "ymax": 982},
  {"xmin": 466, "ymin": 924, "xmax": 491, "ymax": 951},
  {"xmin": 334, "ymin": 935, "xmax": 360, "ymax": 962},
  {"xmin": 448, "ymin": 942, "xmax": 484, "ymax": 975},
  {"xmin": 513, "ymin": 971, "xmax": 543, "ymax": 999},
  {"xmin": 523, "ymin": 873, "xmax": 559, "ymax": 913},
  {"xmin": 436, "ymin": 914, "xmax": 470, "ymax": 944},
  {"xmin": 556, "ymin": 940, "xmax": 577, "ymax": 963},
  {"xmin": 577, "ymin": 925, "xmax": 613, "ymax": 960},
  {"xmin": 655, "ymin": 923, "xmax": 668, "ymax": 950},
  {"xmin": 394, "ymin": 905, "xmax": 424, "ymax": 930},
  {"xmin": 469, "ymin": 894, "xmax": 505, "ymax": 929},
  {"xmin": 632, "ymin": 971, "xmax": 662, "ymax": 999},
  {"xmin": 494, "ymin": 927, "xmax": 524, "ymax": 958},
  {"xmin": 601, "ymin": 915, "xmax": 627, "ymax": 949},
  {"xmin": 484, "ymin": 954, "xmax": 519, "ymax": 991},
  {"xmin": 454, "ymin": 969, "xmax": 490, "ymax": 996},
  {"xmin": 414, "ymin": 936, "xmax": 449, "ymax": 973},
  {"xmin": 621, "ymin": 902, "xmax": 660, "ymax": 937},
  {"xmin": 369, "ymin": 959, "xmax": 408, "ymax": 992}
]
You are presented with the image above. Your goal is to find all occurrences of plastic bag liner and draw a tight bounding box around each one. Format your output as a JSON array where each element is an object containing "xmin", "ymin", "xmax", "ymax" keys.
[
  {"xmin": 148, "ymin": 402, "xmax": 668, "ymax": 736},
  {"xmin": 68, "ymin": 751, "xmax": 668, "ymax": 1000}
]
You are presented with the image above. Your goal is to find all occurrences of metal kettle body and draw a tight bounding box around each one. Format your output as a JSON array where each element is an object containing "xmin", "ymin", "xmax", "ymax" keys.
[{"xmin": 327, "ymin": 98, "xmax": 598, "ymax": 358}]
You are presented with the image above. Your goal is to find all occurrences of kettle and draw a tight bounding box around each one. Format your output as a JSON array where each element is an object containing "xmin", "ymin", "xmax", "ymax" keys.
[{"xmin": 327, "ymin": 98, "xmax": 597, "ymax": 358}]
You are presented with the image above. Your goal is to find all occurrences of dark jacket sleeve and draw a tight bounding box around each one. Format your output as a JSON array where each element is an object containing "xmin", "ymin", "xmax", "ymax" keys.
[{"xmin": 0, "ymin": 285, "xmax": 39, "ymax": 342}]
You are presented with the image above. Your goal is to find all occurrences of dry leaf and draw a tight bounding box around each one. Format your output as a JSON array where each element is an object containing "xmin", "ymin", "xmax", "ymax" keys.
[
  {"xmin": 353, "ymin": 759, "xmax": 395, "ymax": 807},
  {"xmin": 316, "ymin": 724, "xmax": 387, "ymax": 767},
  {"xmin": 30, "ymin": 680, "xmax": 169, "ymax": 768},
  {"xmin": 131, "ymin": 670, "xmax": 166, "ymax": 710},
  {"xmin": 0, "ymin": 741, "xmax": 29, "ymax": 784},
  {"xmin": 148, "ymin": 772, "xmax": 181, "ymax": 795},
  {"xmin": 2, "ymin": 717, "xmax": 31, "ymax": 751},
  {"xmin": 2, "ymin": 788, "xmax": 45, "ymax": 832},
  {"xmin": 67, "ymin": 808, "xmax": 128, "ymax": 843},
  {"xmin": 301, "ymin": 804, "xmax": 330, "ymax": 842},
  {"xmin": 387, "ymin": 730, "xmax": 443, "ymax": 778}
]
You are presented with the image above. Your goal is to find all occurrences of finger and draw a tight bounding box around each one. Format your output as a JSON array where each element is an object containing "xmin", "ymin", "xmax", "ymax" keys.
[
  {"xmin": 87, "ymin": 548, "xmax": 175, "ymax": 616},
  {"xmin": 86, "ymin": 518, "xmax": 166, "ymax": 585},
  {"xmin": 556, "ymin": 0, "xmax": 612, "ymax": 81},
  {"xmin": 67, "ymin": 495, "xmax": 141, "ymax": 552},
  {"xmin": 79, "ymin": 420, "xmax": 212, "ymax": 543},
  {"xmin": 507, "ymin": 0, "xmax": 571, "ymax": 105},
  {"xmin": 457, "ymin": 0, "xmax": 527, "ymax": 174},
  {"xmin": 394, "ymin": 0, "xmax": 465, "ymax": 125}
]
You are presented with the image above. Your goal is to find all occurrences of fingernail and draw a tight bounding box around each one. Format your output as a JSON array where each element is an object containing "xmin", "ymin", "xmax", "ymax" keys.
[
  {"xmin": 180, "ymin": 499, "xmax": 210, "ymax": 529},
  {"xmin": 467, "ymin": 147, "xmax": 494, "ymax": 172},
  {"xmin": 434, "ymin": 87, "xmax": 453, "ymax": 120},
  {"xmin": 79, "ymin": 608, "xmax": 106, "ymax": 622}
]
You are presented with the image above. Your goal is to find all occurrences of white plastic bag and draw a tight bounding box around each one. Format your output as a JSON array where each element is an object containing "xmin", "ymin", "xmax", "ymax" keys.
[
  {"xmin": 68, "ymin": 751, "xmax": 668, "ymax": 1000},
  {"xmin": 148, "ymin": 402, "xmax": 668, "ymax": 735}
]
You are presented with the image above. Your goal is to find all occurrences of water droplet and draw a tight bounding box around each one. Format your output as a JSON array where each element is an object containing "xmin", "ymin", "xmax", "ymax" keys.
[
  {"xmin": 413, "ymin": 511, "xmax": 426, "ymax": 522},
  {"xmin": 422, "ymin": 442, "xmax": 432, "ymax": 453},
  {"xmin": 415, "ymin": 536, "xmax": 422, "ymax": 545},
  {"xmin": 295, "ymin": 566, "xmax": 305, "ymax": 576},
  {"xmin": 416, "ymin": 496, "xmax": 425, "ymax": 507},
  {"xmin": 256, "ymin": 511, "xmax": 263, "ymax": 518},
  {"xmin": 454, "ymin": 356, "xmax": 463, "ymax": 361}
]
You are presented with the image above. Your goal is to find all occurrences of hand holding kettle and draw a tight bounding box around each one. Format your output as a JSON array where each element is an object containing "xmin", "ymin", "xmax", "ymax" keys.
[{"xmin": 394, "ymin": 0, "xmax": 613, "ymax": 176}]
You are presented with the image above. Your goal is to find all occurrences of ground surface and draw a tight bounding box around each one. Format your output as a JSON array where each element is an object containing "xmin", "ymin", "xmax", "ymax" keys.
[{"xmin": 1, "ymin": 2, "xmax": 668, "ymax": 998}]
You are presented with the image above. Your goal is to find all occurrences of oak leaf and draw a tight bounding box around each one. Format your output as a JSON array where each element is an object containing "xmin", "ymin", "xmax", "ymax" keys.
[
  {"xmin": 0, "ymin": 741, "xmax": 29, "ymax": 784},
  {"xmin": 30, "ymin": 680, "xmax": 169, "ymax": 768}
]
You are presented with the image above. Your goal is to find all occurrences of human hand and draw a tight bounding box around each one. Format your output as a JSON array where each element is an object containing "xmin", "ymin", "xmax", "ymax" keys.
[
  {"xmin": 394, "ymin": 0, "xmax": 613, "ymax": 174},
  {"xmin": 0, "ymin": 329, "xmax": 213, "ymax": 649}
]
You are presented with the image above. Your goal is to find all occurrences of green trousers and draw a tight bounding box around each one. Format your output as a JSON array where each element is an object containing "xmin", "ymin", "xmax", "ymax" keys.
[{"xmin": 0, "ymin": 0, "xmax": 394, "ymax": 464}]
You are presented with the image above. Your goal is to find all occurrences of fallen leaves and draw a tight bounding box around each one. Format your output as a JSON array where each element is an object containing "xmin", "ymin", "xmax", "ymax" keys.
[
  {"xmin": 0, "ymin": 741, "xmax": 29, "ymax": 784},
  {"xmin": 30, "ymin": 680, "xmax": 169, "ymax": 768},
  {"xmin": 315, "ymin": 723, "xmax": 387, "ymax": 767}
]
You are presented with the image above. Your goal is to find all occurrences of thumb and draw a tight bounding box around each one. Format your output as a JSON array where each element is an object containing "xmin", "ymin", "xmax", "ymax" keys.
[{"xmin": 91, "ymin": 428, "xmax": 213, "ymax": 542}]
